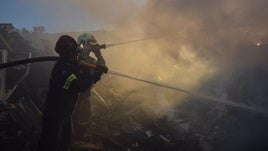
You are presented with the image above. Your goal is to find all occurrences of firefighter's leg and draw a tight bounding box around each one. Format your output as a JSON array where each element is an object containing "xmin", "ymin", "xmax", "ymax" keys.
[
  {"xmin": 72, "ymin": 89, "xmax": 91, "ymax": 140},
  {"xmin": 37, "ymin": 117, "xmax": 62, "ymax": 151},
  {"xmin": 59, "ymin": 116, "xmax": 72, "ymax": 151}
]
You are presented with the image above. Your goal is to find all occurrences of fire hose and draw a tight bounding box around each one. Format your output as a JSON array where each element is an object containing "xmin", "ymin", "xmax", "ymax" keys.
[{"xmin": 0, "ymin": 56, "xmax": 267, "ymax": 115}]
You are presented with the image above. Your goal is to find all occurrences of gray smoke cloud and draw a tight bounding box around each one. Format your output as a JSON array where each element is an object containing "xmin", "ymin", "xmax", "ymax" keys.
[
  {"xmin": 102, "ymin": 0, "xmax": 268, "ymax": 89},
  {"xmin": 138, "ymin": 0, "xmax": 268, "ymax": 64},
  {"xmin": 100, "ymin": 0, "xmax": 268, "ymax": 116}
]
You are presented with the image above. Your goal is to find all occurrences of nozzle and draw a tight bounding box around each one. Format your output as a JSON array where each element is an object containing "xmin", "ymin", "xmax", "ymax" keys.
[{"xmin": 99, "ymin": 44, "xmax": 106, "ymax": 49}]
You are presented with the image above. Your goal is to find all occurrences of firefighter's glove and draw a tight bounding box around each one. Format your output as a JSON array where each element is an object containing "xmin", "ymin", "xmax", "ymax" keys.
[
  {"xmin": 95, "ymin": 65, "xmax": 108, "ymax": 74},
  {"xmin": 91, "ymin": 46, "xmax": 101, "ymax": 56},
  {"xmin": 92, "ymin": 65, "xmax": 108, "ymax": 83},
  {"xmin": 91, "ymin": 44, "xmax": 104, "ymax": 54}
]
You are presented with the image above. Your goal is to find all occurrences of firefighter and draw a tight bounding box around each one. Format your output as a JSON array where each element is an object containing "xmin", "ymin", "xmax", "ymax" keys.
[
  {"xmin": 72, "ymin": 33, "xmax": 106, "ymax": 139},
  {"xmin": 37, "ymin": 35, "xmax": 108, "ymax": 151},
  {"xmin": 77, "ymin": 33, "xmax": 105, "ymax": 65}
]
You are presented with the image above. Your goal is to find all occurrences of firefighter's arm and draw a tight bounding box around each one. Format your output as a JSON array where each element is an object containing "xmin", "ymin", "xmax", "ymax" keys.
[
  {"xmin": 91, "ymin": 65, "xmax": 108, "ymax": 83},
  {"xmin": 79, "ymin": 60, "xmax": 108, "ymax": 83},
  {"xmin": 63, "ymin": 73, "xmax": 93, "ymax": 92},
  {"xmin": 62, "ymin": 65, "xmax": 108, "ymax": 92}
]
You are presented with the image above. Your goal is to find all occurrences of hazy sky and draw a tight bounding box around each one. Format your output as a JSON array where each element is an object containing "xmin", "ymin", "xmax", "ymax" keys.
[{"xmin": 0, "ymin": 0, "xmax": 146, "ymax": 33}]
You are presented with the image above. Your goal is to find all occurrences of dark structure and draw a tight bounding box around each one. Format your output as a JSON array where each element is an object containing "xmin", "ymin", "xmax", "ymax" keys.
[{"xmin": 0, "ymin": 23, "xmax": 14, "ymax": 33}]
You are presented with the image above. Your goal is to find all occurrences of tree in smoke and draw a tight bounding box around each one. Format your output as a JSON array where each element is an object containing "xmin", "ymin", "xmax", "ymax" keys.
[{"xmin": 31, "ymin": 25, "xmax": 46, "ymax": 37}]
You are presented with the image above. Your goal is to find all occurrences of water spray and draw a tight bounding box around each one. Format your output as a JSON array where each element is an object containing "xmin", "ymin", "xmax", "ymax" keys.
[
  {"xmin": 105, "ymin": 38, "xmax": 151, "ymax": 48},
  {"xmin": 1, "ymin": 57, "xmax": 267, "ymax": 116},
  {"xmin": 108, "ymin": 70, "xmax": 268, "ymax": 116},
  {"xmin": 89, "ymin": 37, "xmax": 155, "ymax": 50}
]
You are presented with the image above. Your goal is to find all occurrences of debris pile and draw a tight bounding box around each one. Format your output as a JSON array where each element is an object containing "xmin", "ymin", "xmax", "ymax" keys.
[{"xmin": 0, "ymin": 97, "xmax": 41, "ymax": 151}]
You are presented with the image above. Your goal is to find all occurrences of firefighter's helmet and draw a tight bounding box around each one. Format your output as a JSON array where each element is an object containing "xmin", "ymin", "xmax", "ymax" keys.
[
  {"xmin": 77, "ymin": 33, "xmax": 98, "ymax": 47},
  {"xmin": 55, "ymin": 35, "xmax": 78, "ymax": 55}
]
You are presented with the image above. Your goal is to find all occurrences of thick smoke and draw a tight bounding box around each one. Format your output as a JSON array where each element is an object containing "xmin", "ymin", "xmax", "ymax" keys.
[
  {"xmin": 137, "ymin": 0, "xmax": 268, "ymax": 65},
  {"xmin": 118, "ymin": 1, "xmax": 268, "ymax": 149},
  {"xmin": 104, "ymin": 0, "xmax": 268, "ymax": 94},
  {"xmin": 93, "ymin": 1, "xmax": 268, "ymax": 130}
]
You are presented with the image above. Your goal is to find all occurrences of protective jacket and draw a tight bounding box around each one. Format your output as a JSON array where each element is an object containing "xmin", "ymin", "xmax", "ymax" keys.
[{"xmin": 43, "ymin": 59, "xmax": 93, "ymax": 119}]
